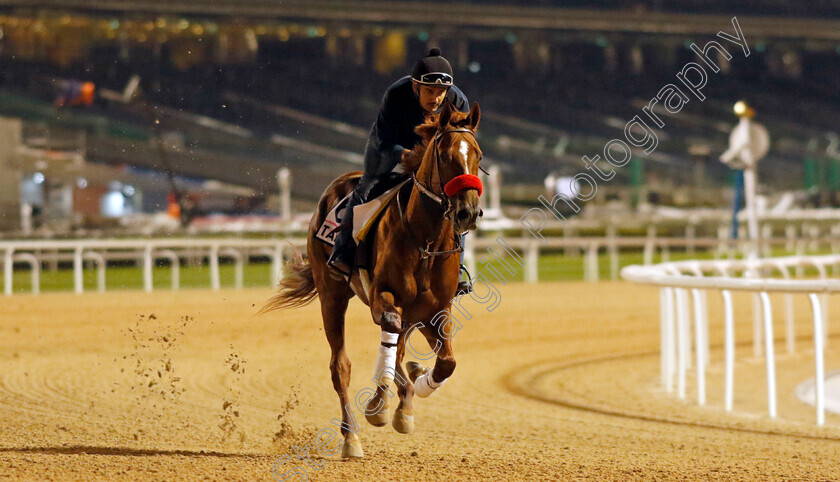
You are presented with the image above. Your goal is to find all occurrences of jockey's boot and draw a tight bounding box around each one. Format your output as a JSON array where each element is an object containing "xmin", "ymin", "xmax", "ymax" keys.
[
  {"xmin": 327, "ymin": 189, "xmax": 363, "ymax": 281},
  {"xmin": 326, "ymin": 234, "xmax": 354, "ymax": 281},
  {"xmin": 455, "ymin": 264, "xmax": 474, "ymax": 296}
]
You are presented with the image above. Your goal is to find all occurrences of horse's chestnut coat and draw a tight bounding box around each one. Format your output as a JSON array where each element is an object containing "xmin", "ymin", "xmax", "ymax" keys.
[{"xmin": 444, "ymin": 174, "xmax": 483, "ymax": 197}]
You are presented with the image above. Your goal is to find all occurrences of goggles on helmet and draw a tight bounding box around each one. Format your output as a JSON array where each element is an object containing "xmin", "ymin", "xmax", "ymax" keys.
[{"xmin": 417, "ymin": 72, "xmax": 453, "ymax": 85}]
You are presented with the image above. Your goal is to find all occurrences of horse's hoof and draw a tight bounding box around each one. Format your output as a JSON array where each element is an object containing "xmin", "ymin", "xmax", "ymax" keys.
[
  {"xmin": 341, "ymin": 432, "xmax": 364, "ymax": 459},
  {"xmin": 406, "ymin": 361, "xmax": 430, "ymax": 383},
  {"xmin": 392, "ymin": 408, "xmax": 414, "ymax": 434},
  {"xmin": 364, "ymin": 395, "xmax": 389, "ymax": 427}
]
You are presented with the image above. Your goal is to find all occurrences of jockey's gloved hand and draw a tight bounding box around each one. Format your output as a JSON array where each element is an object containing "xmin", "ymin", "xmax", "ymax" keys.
[{"xmin": 392, "ymin": 163, "xmax": 406, "ymax": 174}]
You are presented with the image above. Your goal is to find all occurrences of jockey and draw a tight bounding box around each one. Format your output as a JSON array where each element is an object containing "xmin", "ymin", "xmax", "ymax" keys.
[{"xmin": 328, "ymin": 48, "xmax": 474, "ymax": 294}]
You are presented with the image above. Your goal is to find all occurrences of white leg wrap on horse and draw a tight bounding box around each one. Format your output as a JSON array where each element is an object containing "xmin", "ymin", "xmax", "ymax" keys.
[
  {"xmin": 414, "ymin": 368, "xmax": 445, "ymax": 398},
  {"xmin": 373, "ymin": 331, "xmax": 399, "ymax": 387}
]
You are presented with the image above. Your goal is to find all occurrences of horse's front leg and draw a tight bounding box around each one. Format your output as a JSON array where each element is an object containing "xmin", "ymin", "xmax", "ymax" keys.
[
  {"xmin": 409, "ymin": 318, "xmax": 456, "ymax": 398},
  {"xmin": 390, "ymin": 333, "xmax": 415, "ymax": 433},
  {"xmin": 364, "ymin": 289, "xmax": 402, "ymax": 427},
  {"xmin": 371, "ymin": 290, "xmax": 402, "ymax": 333}
]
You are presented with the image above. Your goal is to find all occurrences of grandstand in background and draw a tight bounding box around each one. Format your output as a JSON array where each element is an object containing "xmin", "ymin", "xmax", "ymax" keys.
[{"xmin": 0, "ymin": 0, "xmax": 839, "ymax": 232}]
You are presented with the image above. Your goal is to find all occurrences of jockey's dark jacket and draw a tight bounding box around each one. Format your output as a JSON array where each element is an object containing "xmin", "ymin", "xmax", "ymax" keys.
[{"xmin": 363, "ymin": 75, "xmax": 469, "ymax": 180}]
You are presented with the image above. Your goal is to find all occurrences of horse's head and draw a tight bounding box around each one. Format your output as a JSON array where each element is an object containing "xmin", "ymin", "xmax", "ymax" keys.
[{"xmin": 409, "ymin": 100, "xmax": 483, "ymax": 234}]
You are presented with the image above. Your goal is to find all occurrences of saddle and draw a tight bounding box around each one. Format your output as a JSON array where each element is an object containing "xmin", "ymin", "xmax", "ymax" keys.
[{"xmin": 315, "ymin": 174, "xmax": 411, "ymax": 271}]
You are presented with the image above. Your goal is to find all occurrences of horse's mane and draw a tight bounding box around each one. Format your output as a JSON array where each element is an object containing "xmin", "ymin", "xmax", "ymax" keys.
[{"xmin": 401, "ymin": 108, "xmax": 473, "ymax": 174}]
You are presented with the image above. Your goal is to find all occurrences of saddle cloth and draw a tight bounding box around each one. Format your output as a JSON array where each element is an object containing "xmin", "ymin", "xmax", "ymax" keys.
[{"xmin": 315, "ymin": 178, "xmax": 410, "ymax": 247}]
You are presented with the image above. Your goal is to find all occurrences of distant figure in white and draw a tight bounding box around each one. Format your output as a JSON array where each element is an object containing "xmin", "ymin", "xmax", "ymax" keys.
[{"xmin": 720, "ymin": 100, "xmax": 770, "ymax": 248}]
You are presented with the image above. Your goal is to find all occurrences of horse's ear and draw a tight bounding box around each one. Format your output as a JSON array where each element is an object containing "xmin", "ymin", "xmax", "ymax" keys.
[
  {"xmin": 468, "ymin": 102, "xmax": 480, "ymax": 131},
  {"xmin": 438, "ymin": 101, "xmax": 453, "ymax": 129}
]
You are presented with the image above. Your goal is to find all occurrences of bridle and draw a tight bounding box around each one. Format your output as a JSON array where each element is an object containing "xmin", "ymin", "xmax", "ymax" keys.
[
  {"xmin": 405, "ymin": 126, "xmax": 484, "ymax": 258},
  {"xmin": 410, "ymin": 127, "xmax": 484, "ymax": 217}
]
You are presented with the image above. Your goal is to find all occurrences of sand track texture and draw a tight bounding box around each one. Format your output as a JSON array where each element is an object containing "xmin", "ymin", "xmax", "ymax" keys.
[{"xmin": 0, "ymin": 281, "xmax": 838, "ymax": 481}]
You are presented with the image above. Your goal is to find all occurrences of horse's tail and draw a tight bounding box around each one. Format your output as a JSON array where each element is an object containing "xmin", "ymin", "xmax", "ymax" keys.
[{"xmin": 259, "ymin": 246, "xmax": 317, "ymax": 313}]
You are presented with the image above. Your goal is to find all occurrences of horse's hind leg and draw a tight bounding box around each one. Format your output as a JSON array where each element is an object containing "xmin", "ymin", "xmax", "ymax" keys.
[
  {"xmin": 320, "ymin": 291, "xmax": 363, "ymax": 458},
  {"xmin": 391, "ymin": 333, "xmax": 415, "ymax": 434}
]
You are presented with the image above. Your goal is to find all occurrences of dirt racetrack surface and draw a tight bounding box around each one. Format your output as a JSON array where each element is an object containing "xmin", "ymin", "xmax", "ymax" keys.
[{"xmin": 1, "ymin": 281, "xmax": 839, "ymax": 481}]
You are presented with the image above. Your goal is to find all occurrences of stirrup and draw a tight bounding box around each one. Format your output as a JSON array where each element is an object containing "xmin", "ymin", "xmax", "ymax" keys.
[
  {"xmin": 456, "ymin": 265, "xmax": 474, "ymax": 296},
  {"xmin": 327, "ymin": 252, "xmax": 352, "ymax": 281}
]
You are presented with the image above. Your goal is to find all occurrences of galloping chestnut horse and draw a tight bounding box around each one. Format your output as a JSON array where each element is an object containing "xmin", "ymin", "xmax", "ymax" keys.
[{"xmin": 262, "ymin": 101, "xmax": 483, "ymax": 458}]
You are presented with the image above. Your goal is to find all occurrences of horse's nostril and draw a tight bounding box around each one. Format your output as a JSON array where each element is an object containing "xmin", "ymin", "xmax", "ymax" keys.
[
  {"xmin": 457, "ymin": 209, "xmax": 470, "ymax": 221},
  {"xmin": 478, "ymin": 209, "xmax": 484, "ymax": 217}
]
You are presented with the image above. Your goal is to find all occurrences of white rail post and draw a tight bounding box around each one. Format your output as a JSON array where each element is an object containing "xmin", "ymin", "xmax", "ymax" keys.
[
  {"xmin": 235, "ymin": 251, "xmax": 244, "ymax": 290},
  {"xmin": 773, "ymin": 262, "xmax": 795, "ymax": 354},
  {"xmin": 662, "ymin": 287, "xmax": 677, "ymax": 393},
  {"xmin": 210, "ymin": 244, "xmax": 221, "ymax": 291},
  {"xmin": 272, "ymin": 243, "xmax": 284, "ymax": 285},
  {"xmin": 27, "ymin": 255, "xmax": 40, "ymax": 295},
  {"xmin": 157, "ymin": 249, "xmax": 180, "ymax": 291},
  {"xmin": 745, "ymin": 265, "xmax": 763, "ymax": 359},
  {"xmin": 752, "ymin": 292, "xmax": 763, "ymax": 358},
  {"xmin": 643, "ymin": 225, "xmax": 656, "ymax": 265},
  {"xmin": 97, "ymin": 254, "xmax": 105, "ymax": 292},
  {"xmin": 808, "ymin": 293, "xmax": 826, "ymax": 426},
  {"xmin": 74, "ymin": 246, "xmax": 84, "ymax": 294},
  {"xmin": 220, "ymin": 248, "xmax": 244, "ymax": 290},
  {"xmin": 688, "ymin": 264, "xmax": 711, "ymax": 369},
  {"xmin": 806, "ymin": 260, "xmax": 830, "ymax": 349},
  {"xmin": 584, "ymin": 243, "xmax": 599, "ymax": 282},
  {"xmin": 84, "ymin": 252, "xmax": 106, "ymax": 293},
  {"xmin": 722, "ymin": 290, "xmax": 735, "ymax": 412},
  {"xmin": 525, "ymin": 241, "xmax": 538, "ymax": 283},
  {"xmin": 4, "ymin": 247, "xmax": 13, "ymax": 296},
  {"xmin": 660, "ymin": 288, "xmax": 671, "ymax": 390},
  {"xmin": 143, "ymin": 245, "xmax": 154, "ymax": 293},
  {"xmin": 607, "ymin": 225, "xmax": 619, "ymax": 280},
  {"xmin": 675, "ymin": 288, "xmax": 690, "ymax": 399},
  {"xmin": 13, "ymin": 253, "xmax": 39, "ymax": 295},
  {"xmin": 691, "ymin": 289, "xmax": 706, "ymax": 405},
  {"xmin": 759, "ymin": 292, "xmax": 777, "ymax": 418}
]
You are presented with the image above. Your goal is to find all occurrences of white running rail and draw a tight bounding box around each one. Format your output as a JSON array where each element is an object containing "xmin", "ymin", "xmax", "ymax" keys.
[
  {"xmin": 622, "ymin": 255, "xmax": 840, "ymax": 425},
  {"xmin": 0, "ymin": 238, "xmax": 306, "ymax": 295}
]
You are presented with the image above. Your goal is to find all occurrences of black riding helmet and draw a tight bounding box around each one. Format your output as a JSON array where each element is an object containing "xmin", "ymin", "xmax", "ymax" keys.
[{"xmin": 411, "ymin": 48, "xmax": 453, "ymax": 86}]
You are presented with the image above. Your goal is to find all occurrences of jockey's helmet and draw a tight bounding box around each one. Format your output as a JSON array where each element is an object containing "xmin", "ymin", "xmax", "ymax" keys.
[{"xmin": 412, "ymin": 48, "xmax": 453, "ymax": 86}]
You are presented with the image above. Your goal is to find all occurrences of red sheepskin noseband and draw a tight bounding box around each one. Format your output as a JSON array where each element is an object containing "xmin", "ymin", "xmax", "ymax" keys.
[{"xmin": 444, "ymin": 174, "xmax": 483, "ymax": 197}]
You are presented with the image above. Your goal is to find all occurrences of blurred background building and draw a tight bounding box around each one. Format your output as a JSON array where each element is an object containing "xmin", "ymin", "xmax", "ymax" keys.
[{"xmin": 0, "ymin": 0, "xmax": 839, "ymax": 234}]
